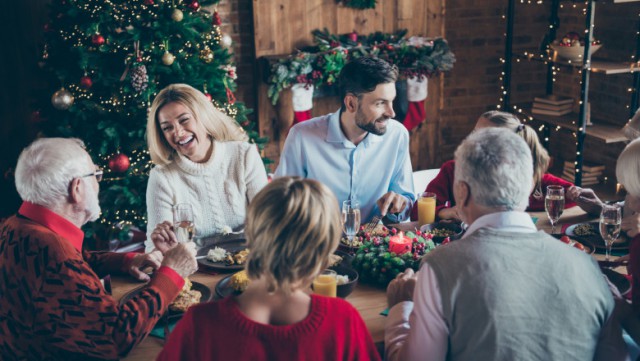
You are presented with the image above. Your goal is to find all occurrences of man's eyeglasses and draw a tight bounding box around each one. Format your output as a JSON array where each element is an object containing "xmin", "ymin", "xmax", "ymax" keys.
[{"xmin": 81, "ymin": 169, "xmax": 104, "ymax": 182}]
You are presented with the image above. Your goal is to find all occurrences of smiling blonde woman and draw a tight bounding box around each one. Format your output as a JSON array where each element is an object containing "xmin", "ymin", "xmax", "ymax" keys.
[{"xmin": 145, "ymin": 83, "xmax": 268, "ymax": 253}]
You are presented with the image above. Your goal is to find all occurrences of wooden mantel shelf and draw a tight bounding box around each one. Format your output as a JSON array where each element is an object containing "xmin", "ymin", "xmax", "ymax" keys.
[{"xmin": 513, "ymin": 104, "xmax": 628, "ymax": 144}]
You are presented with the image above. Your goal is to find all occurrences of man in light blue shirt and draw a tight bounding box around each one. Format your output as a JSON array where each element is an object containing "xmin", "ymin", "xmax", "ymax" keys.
[{"xmin": 274, "ymin": 57, "xmax": 415, "ymax": 223}]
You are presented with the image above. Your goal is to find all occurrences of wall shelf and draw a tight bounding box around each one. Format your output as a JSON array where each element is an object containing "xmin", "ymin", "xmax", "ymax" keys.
[{"xmin": 513, "ymin": 50, "xmax": 640, "ymax": 74}]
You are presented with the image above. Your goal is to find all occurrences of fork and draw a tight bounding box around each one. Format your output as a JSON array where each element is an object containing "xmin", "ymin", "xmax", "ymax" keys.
[{"xmin": 363, "ymin": 215, "xmax": 381, "ymax": 234}]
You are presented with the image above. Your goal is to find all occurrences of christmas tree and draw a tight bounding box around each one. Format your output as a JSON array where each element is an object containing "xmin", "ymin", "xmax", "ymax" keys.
[{"xmin": 36, "ymin": 0, "xmax": 267, "ymax": 245}]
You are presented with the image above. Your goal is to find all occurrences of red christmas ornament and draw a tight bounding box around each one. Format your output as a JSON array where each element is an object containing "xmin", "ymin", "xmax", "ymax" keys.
[
  {"xmin": 108, "ymin": 153, "xmax": 130, "ymax": 173},
  {"xmin": 80, "ymin": 76, "xmax": 93, "ymax": 89},
  {"xmin": 144, "ymin": 0, "xmax": 154, "ymax": 4},
  {"xmin": 212, "ymin": 11, "xmax": 222, "ymax": 26},
  {"xmin": 187, "ymin": 1, "xmax": 200, "ymax": 10},
  {"xmin": 204, "ymin": 93, "xmax": 212, "ymax": 101},
  {"xmin": 91, "ymin": 34, "xmax": 105, "ymax": 46},
  {"xmin": 225, "ymin": 87, "xmax": 236, "ymax": 104},
  {"xmin": 348, "ymin": 31, "xmax": 358, "ymax": 42}
]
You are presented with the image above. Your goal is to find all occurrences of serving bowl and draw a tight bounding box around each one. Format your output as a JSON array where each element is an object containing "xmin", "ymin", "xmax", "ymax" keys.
[
  {"xmin": 329, "ymin": 265, "xmax": 359, "ymax": 298},
  {"xmin": 550, "ymin": 43, "xmax": 602, "ymax": 62},
  {"xmin": 420, "ymin": 221, "xmax": 464, "ymax": 243}
]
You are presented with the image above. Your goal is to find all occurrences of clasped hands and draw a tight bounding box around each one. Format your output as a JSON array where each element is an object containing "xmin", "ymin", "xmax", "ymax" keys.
[{"xmin": 387, "ymin": 268, "xmax": 418, "ymax": 309}]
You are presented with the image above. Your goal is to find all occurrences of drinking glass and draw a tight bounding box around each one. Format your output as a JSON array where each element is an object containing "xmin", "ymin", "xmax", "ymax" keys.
[
  {"xmin": 312, "ymin": 269, "xmax": 337, "ymax": 297},
  {"xmin": 545, "ymin": 185, "xmax": 565, "ymax": 235},
  {"xmin": 341, "ymin": 200, "xmax": 361, "ymax": 250},
  {"xmin": 599, "ymin": 205, "xmax": 622, "ymax": 261},
  {"xmin": 417, "ymin": 192, "xmax": 437, "ymax": 226},
  {"xmin": 173, "ymin": 203, "xmax": 195, "ymax": 244}
]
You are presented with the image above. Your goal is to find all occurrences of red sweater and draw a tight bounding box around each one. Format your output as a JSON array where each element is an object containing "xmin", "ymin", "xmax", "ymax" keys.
[
  {"xmin": 0, "ymin": 202, "xmax": 184, "ymax": 360},
  {"xmin": 410, "ymin": 160, "xmax": 576, "ymax": 220},
  {"xmin": 157, "ymin": 295, "xmax": 382, "ymax": 361}
]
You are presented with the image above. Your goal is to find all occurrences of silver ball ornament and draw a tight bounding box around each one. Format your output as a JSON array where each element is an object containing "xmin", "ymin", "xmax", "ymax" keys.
[
  {"xmin": 171, "ymin": 9, "xmax": 184, "ymax": 22},
  {"xmin": 51, "ymin": 88, "xmax": 75, "ymax": 110},
  {"xmin": 162, "ymin": 51, "xmax": 175, "ymax": 66}
]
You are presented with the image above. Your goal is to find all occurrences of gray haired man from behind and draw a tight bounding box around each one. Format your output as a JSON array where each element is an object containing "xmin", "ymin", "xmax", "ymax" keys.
[{"xmin": 385, "ymin": 128, "xmax": 628, "ymax": 361}]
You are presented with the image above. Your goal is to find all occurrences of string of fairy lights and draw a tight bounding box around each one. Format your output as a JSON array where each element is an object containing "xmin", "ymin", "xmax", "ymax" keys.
[{"xmin": 499, "ymin": 0, "xmax": 640, "ymax": 183}]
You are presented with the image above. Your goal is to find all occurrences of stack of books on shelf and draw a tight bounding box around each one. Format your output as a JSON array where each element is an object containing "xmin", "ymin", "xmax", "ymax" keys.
[
  {"xmin": 531, "ymin": 95, "xmax": 574, "ymax": 116},
  {"xmin": 561, "ymin": 161, "xmax": 604, "ymax": 186}
]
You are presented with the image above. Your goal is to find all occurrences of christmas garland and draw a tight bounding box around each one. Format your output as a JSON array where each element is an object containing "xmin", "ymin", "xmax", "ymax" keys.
[
  {"xmin": 265, "ymin": 29, "xmax": 455, "ymax": 105},
  {"xmin": 338, "ymin": 0, "xmax": 377, "ymax": 10}
]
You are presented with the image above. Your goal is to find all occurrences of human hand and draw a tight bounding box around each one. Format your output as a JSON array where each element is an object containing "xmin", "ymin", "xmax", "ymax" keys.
[
  {"xmin": 621, "ymin": 213, "xmax": 640, "ymax": 238},
  {"xmin": 161, "ymin": 242, "xmax": 198, "ymax": 278},
  {"xmin": 387, "ymin": 268, "xmax": 417, "ymax": 308},
  {"xmin": 438, "ymin": 206, "xmax": 460, "ymax": 221},
  {"xmin": 128, "ymin": 250, "xmax": 163, "ymax": 282},
  {"xmin": 567, "ymin": 186, "xmax": 603, "ymax": 215},
  {"xmin": 377, "ymin": 192, "xmax": 408, "ymax": 217},
  {"xmin": 151, "ymin": 221, "xmax": 178, "ymax": 254}
]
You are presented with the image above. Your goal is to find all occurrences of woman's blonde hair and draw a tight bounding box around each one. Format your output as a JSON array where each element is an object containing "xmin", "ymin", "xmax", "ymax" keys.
[
  {"xmin": 244, "ymin": 177, "xmax": 341, "ymax": 294},
  {"xmin": 480, "ymin": 110, "xmax": 522, "ymax": 132},
  {"xmin": 146, "ymin": 83, "xmax": 248, "ymax": 165},
  {"xmin": 518, "ymin": 125, "xmax": 550, "ymax": 194},
  {"xmin": 616, "ymin": 138, "xmax": 640, "ymax": 197}
]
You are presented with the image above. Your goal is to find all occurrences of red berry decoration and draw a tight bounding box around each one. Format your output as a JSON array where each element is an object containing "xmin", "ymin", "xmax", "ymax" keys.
[
  {"xmin": 144, "ymin": 0, "xmax": 154, "ymax": 4},
  {"xmin": 79, "ymin": 76, "xmax": 93, "ymax": 89},
  {"xmin": 212, "ymin": 11, "xmax": 222, "ymax": 26},
  {"xmin": 108, "ymin": 153, "xmax": 130, "ymax": 173},
  {"xmin": 559, "ymin": 235, "xmax": 571, "ymax": 244},
  {"xmin": 441, "ymin": 237, "xmax": 451, "ymax": 245},
  {"xmin": 187, "ymin": 1, "xmax": 200, "ymax": 10},
  {"xmin": 91, "ymin": 34, "xmax": 105, "ymax": 45},
  {"xmin": 348, "ymin": 31, "xmax": 358, "ymax": 42},
  {"xmin": 204, "ymin": 93, "xmax": 212, "ymax": 101}
]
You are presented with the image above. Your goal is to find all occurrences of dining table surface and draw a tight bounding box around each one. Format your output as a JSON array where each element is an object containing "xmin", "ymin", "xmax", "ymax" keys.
[{"xmin": 116, "ymin": 206, "xmax": 629, "ymax": 361}]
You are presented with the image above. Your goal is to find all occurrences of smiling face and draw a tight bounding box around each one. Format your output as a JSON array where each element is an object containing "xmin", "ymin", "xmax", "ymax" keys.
[
  {"xmin": 353, "ymin": 82, "xmax": 396, "ymax": 135},
  {"xmin": 157, "ymin": 101, "xmax": 212, "ymax": 163}
]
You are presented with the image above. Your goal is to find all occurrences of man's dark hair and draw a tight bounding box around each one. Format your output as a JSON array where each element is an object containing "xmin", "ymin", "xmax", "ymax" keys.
[{"xmin": 338, "ymin": 57, "xmax": 398, "ymax": 111}]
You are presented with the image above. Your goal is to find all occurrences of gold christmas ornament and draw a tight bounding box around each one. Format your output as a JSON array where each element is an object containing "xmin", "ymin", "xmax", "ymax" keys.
[
  {"xmin": 221, "ymin": 34, "xmax": 233, "ymax": 48},
  {"xmin": 199, "ymin": 47, "xmax": 214, "ymax": 63},
  {"xmin": 171, "ymin": 9, "xmax": 184, "ymax": 22},
  {"xmin": 51, "ymin": 88, "xmax": 75, "ymax": 110},
  {"xmin": 162, "ymin": 51, "xmax": 175, "ymax": 66}
]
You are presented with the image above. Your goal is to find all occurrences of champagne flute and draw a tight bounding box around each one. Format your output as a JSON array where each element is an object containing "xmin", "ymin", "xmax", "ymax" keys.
[
  {"xmin": 173, "ymin": 203, "xmax": 195, "ymax": 244},
  {"xmin": 341, "ymin": 200, "xmax": 361, "ymax": 252},
  {"xmin": 599, "ymin": 205, "xmax": 621, "ymax": 261},
  {"xmin": 545, "ymin": 185, "xmax": 565, "ymax": 235}
]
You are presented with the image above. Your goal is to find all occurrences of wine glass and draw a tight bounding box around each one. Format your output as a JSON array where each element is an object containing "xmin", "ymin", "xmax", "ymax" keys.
[
  {"xmin": 173, "ymin": 203, "xmax": 195, "ymax": 244},
  {"xmin": 545, "ymin": 185, "xmax": 565, "ymax": 235},
  {"xmin": 599, "ymin": 205, "xmax": 622, "ymax": 261},
  {"xmin": 341, "ymin": 200, "xmax": 361, "ymax": 252}
]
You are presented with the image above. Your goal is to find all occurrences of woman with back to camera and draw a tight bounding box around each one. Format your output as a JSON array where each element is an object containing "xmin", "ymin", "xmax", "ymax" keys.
[
  {"xmin": 145, "ymin": 83, "xmax": 267, "ymax": 253},
  {"xmin": 157, "ymin": 177, "xmax": 381, "ymax": 361}
]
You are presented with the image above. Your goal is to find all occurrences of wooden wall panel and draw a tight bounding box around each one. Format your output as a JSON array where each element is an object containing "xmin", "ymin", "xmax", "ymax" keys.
[{"xmin": 253, "ymin": 0, "xmax": 446, "ymax": 172}]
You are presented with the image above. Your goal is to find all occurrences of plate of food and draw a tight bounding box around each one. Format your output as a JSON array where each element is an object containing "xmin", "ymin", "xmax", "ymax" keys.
[
  {"xmin": 338, "ymin": 224, "xmax": 389, "ymax": 252},
  {"xmin": 197, "ymin": 238, "xmax": 249, "ymax": 271},
  {"xmin": 120, "ymin": 279, "xmax": 212, "ymax": 321},
  {"xmin": 420, "ymin": 221, "xmax": 464, "ymax": 243},
  {"xmin": 551, "ymin": 234, "xmax": 595, "ymax": 255},
  {"xmin": 565, "ymin": 222, "xmax": 630, "ymax": 252}
]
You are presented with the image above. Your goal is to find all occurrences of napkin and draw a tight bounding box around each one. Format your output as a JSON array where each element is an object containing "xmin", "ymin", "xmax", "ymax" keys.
[
  {"xmin": 380, "ymin": 308, "xmax": 389, "ymax": 317},
  {"xmin": 150, "ymin": 319, "xmax": 178, "ymax": 339}
]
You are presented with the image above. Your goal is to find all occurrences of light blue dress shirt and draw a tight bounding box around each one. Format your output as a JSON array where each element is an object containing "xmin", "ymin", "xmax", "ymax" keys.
[{"xmin": 274, "ymin": 110, "xmax": 415, "ymax": 222}]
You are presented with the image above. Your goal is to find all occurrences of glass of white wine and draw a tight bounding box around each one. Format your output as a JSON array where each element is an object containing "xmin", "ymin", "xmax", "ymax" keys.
[
  {"xmin": 173, "ymin": 203, "xmax": 195, "ymax": 244},
  {"xmin": 599, "ymin": 205, "xmax": 621, "ymax": 261},
  {"xmin": 545, "ymin": 185, "xmax": 565, "ymax": 235},
  {"xmin": 341, "ymin": 200, "xmax": 361, "ymax": 252}
]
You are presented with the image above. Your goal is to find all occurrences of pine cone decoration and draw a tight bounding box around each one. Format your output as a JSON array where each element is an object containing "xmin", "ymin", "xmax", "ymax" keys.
[{"xmin": 130, "ymin": 63, "xmax": 148, "ymax": 92}]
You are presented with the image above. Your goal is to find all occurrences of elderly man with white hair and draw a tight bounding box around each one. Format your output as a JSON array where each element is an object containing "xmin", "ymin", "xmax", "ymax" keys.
[
  {"xmin": 385, "ymin": 128, "xmax": 627, "ymax": 361},
  {"xmin": 0, "ymin": 138, "xmax": 198, "ymax": 360}
]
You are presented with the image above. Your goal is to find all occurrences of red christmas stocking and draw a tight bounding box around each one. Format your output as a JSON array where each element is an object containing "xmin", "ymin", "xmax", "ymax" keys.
[
  {"xmin": 292, "ymin": 83, "xmax": 314, "ymax": 124},
  {"xmin": 403, "ymin": 76, "xmax": 428, "ymax": 131}
]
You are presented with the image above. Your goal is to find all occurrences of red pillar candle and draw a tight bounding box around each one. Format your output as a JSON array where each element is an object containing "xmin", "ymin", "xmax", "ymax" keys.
[{"xmin": 388, "ymin": 231, "xmax": 412, "ymax": 255}]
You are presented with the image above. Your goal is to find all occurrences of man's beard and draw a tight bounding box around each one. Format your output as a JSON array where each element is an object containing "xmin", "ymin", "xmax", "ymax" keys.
[
  {"xmin": 355, "ymin": 108, "xmax": 389, "ymax": 136},
  {"xmin": 84, "ymin": 181, "xmax": 101, "ymax": 222}
]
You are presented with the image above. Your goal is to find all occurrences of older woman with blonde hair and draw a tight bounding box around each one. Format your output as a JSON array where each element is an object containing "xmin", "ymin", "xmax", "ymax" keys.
[
  {"xmin": 157, "ymin": 177, "xmax": 381, "ymax": 361},
  {"xmin": 146, "ymin": 83, "xmax": 267, "ymax": 253}
]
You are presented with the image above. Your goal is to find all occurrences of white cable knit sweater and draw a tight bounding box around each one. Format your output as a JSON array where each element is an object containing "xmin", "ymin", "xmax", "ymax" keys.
[{"xmin": 145, "ymin": 141, "xmax": 268, "ymax": 252}]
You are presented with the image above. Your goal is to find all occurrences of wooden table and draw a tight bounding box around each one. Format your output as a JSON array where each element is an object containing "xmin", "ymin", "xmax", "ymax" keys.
[{"xmin": 117, "ymin": 207, "xmax": 628, "ymax": 360}]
